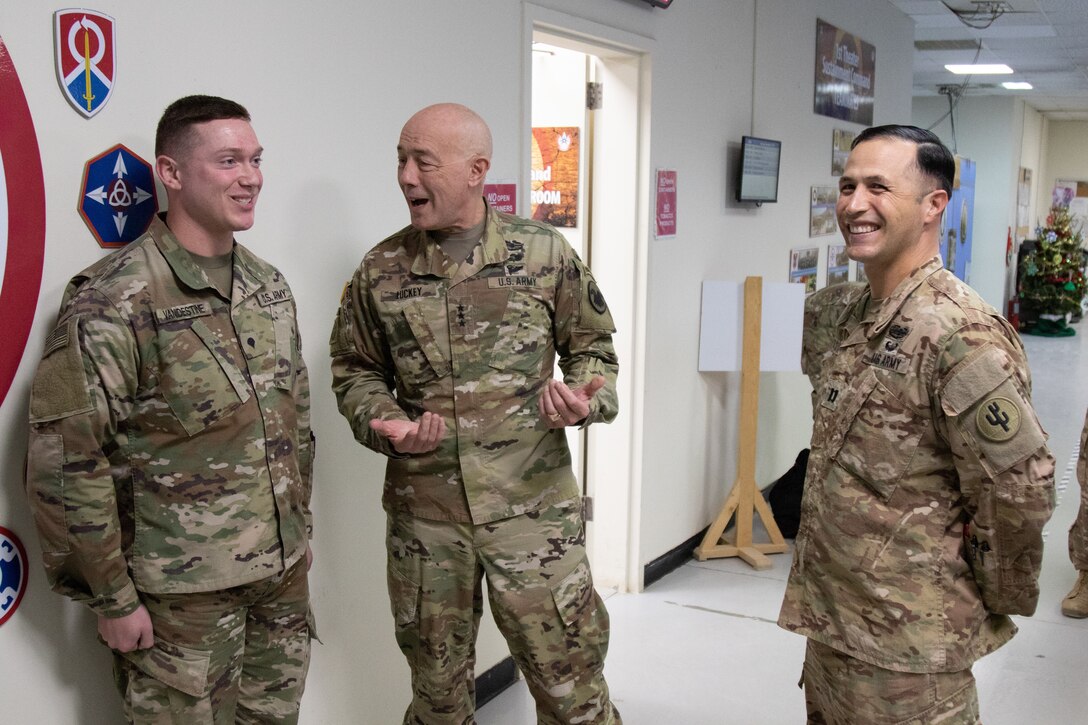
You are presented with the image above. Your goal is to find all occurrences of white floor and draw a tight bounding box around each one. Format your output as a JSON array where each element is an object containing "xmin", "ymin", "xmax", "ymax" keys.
[{"xmin": 479, "ymin": 318, "xmax": 1088, "ymax": 724}]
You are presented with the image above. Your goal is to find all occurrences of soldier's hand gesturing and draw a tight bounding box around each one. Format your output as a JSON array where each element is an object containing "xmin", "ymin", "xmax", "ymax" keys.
[
  {"xmin": 540, "ymin": 376, "xmax": 605, "ymax": 428},
  {"xmin": 371, "ymin": 412, "xmax": 446, "ymax": 454},
  {"xmin": 98, "ymin": 605, "xmax": 154, "ymax": 652}
]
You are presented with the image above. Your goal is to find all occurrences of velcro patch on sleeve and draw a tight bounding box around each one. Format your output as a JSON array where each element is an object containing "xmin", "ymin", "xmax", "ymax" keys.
[
  {"xmin": 579, "ymin": 277, "xmax": 615, "ymax": 332},
  {"xmin": 960, "ymin": 377, "xmax": 1045, "ymax": 475},
  {"xmin": 940, "ymin": 346, "xmax": 1011, "ymax": 417},
  {"xmin": 29, "ymin": 316, "xmax": 94, "ymax": 423}
]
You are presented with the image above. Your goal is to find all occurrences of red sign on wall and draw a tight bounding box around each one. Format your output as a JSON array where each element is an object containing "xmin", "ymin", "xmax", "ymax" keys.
[
  {"xmin": 0, "ymin": 35, "xmax": 47, "ymax": 411},
  {"xmin": 655, "ymin": 169, "xmax": 677, "ymax": 239},
  {"xmin": 484, "ymin": 183, "xmax": 517, "ymax": 214}
]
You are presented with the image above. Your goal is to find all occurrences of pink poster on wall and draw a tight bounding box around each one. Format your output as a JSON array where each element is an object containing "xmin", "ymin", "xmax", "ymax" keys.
[{"xmin": 655, "ymin": 169, "xmax": 677, "ymax": 239}]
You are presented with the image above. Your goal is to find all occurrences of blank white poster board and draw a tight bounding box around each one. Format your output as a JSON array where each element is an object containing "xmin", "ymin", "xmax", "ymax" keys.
[{"xmin": 698, "ymin": 281, "xmax": 805, "ymax": 372}]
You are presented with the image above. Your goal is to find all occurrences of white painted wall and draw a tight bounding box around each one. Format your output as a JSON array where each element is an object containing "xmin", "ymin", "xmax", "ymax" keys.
[
  {"xmin": 636, "ymin": 0, "xmax": 915, "ymax": 570},
  {"xmin": 1044, "ymin": 121, "xmax": 1088, "ymax": 207},
  {"xmin": 0, "ymin": 1, "xmax": 924, "ymax": 722}
]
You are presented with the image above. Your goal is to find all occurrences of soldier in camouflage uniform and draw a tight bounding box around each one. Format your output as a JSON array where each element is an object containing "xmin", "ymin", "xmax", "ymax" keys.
[
  {"xmin": 25, "ymin": 96, "xmax": 315, "ymax": 724},
  {"xmin": 778, "ymin": 126, "xmax": 1055, "ymax": 724},
  {"xmin": 1062, "ymin": 409, "xmax": 1088, "ymax": 617},
  {"xmin": 330, "ymin": 103, "xmax": 621, "ymax": 724}
]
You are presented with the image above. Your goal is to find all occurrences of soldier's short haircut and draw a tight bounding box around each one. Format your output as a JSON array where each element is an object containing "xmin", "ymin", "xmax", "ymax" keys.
[
  {"xmin": 852, "ymin": 125, "xmax": 955, "ymax": 197},
  {"xmin": 155, "ymin": 95, "xmax": 251, "ymax": 159}
]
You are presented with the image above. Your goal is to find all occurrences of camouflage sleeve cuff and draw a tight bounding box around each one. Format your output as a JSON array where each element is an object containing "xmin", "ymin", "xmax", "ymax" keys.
[{"xmin": 89, "ymin": 579, "xmax": 141, "ymax": 619}]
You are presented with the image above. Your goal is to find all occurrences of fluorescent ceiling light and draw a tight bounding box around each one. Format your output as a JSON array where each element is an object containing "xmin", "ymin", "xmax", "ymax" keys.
[
  {"xmin": 1002, "ymin": 81, "xmax": 1033, "ymax": 90},
  {"xmin": 945, "ymin": 63, "xmax": 1014, "ymax": 74}
]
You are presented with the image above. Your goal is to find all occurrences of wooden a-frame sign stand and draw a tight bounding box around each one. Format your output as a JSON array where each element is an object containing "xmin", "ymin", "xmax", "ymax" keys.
[{"xmin": 693, "ymin": 276, "xmax": 788, "ymax": 570}]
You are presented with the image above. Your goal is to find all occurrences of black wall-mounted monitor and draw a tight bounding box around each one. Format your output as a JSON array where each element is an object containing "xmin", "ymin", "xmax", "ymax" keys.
[{"xmin": 736, "ymin": 136, "xmax": 782, "ymax": 205}]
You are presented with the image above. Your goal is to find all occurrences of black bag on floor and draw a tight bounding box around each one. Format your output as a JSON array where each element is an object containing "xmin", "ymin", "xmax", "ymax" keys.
[{"xmin": 764, "ymin": 448, "xmax": 808, "ymax": 539}]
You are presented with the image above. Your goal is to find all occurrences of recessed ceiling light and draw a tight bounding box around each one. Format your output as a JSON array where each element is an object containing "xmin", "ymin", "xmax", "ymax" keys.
[
  {"xmin": 1002, "ymin": 81, "xmax": 1033, "ymax": 90},
  {"xmin": 945, "ymin": 63, "xmax": 1014, "ymax": 74}
]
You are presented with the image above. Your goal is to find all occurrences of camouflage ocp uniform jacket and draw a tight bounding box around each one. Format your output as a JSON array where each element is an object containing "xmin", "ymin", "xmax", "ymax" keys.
[
  {"xmin": 779, "ymin": 257, "xmax": 1055, "ymax": 673},
  {"xmin": 330, "ymin": 207, "xmax": 618, "ymax": 524},
  {"xmin": 26, "ymin": 216, "xmax": 314, "ymax": 619}
]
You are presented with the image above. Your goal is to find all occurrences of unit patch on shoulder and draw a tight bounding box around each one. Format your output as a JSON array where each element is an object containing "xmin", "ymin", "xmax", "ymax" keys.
[
  {"xmin": 588, "ymin": 281, "xmax": 608, "ymax": 315},
  {"xmin": 976, "ymin": 396, "xmax": 1021, "ymax": 442}
]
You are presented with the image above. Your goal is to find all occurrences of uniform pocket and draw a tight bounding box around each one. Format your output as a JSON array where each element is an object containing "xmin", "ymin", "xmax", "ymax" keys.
[
  {"xmin": 121, "ymin": 639, "xmax": 211, "ymax": 698},
  {"xmin": 25, "ymin": 431, "xmax": 69, "ymax": 554},
  {"xmin": 392, "ymin": 301, "xmax": 451, "ymax": 384},
  {"xmin": 489, "ymin": 290, "xmax": 551, "ymax": 376},
  {"xmin": 158, "ymin": 321, "xmax": 248, "ymax": 436},
  {"xmin": 550, "ymin": 560, "xmax": 594, "ymax": 628},
  {"xmin": 387, "ymin": 562, "xmax": 421, "ymax": 628},
  {"xmin": 834, "ymin": 376, "xmax": 923, "ymax": 501},
  {"xmin": 271, "ymin": 302, "xmax": 298, "ymax": 390}
]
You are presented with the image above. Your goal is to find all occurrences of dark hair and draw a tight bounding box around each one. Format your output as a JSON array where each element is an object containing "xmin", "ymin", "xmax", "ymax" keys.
[
  {"xmin": 155, "ymin": 95, "xmax": 250, "ymax": 158},
  {"xmin": 852, "ymin": 125, "xmax": 954, "ymax": 196}
]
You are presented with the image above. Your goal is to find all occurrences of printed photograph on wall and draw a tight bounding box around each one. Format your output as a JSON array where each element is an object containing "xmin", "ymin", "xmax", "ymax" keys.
[
  {"xmin": 832, "ymin": 128, "xmax": 855, "ymax": 176},
  {"xmin": 530, "ymin": 126, "xmax": 579, "ymax": 228},
  {"xmin": 941, "ymin": 157, "xmax": 975, "ymax": 282},
  {"xmin": 790, "ymin": 246, "xmax": 819, "ymax": 294},
  {"xmin": 814, "ymin": 18, "xmax": 875, "ymax": 125},
  {"xmin": 1053, "ymin": 179, "xmax": 1088, "ymax": 229},
  {"xmin": 810, "ymin": 185, "xmax": 838, "ymax": 237},
  {"xmin": 826, "ymin": 243, "xmax": 849, "ymax": 286}
]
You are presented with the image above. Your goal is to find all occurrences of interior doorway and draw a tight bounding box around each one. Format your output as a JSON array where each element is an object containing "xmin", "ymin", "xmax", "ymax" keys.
[{"xmin": 528, "ymin": 15, "xmax": 649, "ymax": 592}]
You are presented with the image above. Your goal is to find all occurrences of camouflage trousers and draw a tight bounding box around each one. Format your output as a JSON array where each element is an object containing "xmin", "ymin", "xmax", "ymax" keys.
[
  {"xmin": 386, "ymin": 501, "xmax": 621, "ymax": 725},
  {"xmin": 802, "ymin": 640, "xmax": 980, "ymax": 725},
  {"xmin": 112, "ymin": 557, "xmax": 313, "ymax": 724},
  {"xmin": 1069, "ymin": 411, "xmax": 1088, "ymax": 569}
]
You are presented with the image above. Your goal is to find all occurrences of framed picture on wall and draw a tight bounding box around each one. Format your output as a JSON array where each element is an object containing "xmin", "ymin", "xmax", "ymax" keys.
[
  {"xmin": 832, "ymin": 129, "xmax": 855, "ymax": 176},
  {"xmin": 809, "ymin": 185, "xmax": 838, "ymax": 237}
]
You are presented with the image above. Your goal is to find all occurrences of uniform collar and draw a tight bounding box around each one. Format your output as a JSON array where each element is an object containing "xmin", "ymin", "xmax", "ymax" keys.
[
  {"xmin": 151, "ymin": 215, "xmax": 219, "ymax": 294},
  {"xmin": 408, "ymin": 201, "xmax": 510, "ymax": 282},
  {"xmin": 861, "ymin": 256, "xmax": 943, "ymax": 339},
  {"xmin": 151, "ymin": 214, "xmax": 270, "ymax": 304}
]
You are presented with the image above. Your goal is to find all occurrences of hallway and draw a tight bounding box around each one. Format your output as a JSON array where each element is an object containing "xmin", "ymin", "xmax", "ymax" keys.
[{"xmin": 480, "ymin": 319, "xmax": 1088, "ymax": 724}]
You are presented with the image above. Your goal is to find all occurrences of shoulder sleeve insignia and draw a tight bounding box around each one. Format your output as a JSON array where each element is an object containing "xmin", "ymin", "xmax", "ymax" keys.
[
  {"xmin": 975, "ymin": 396, "xmax": 1021, "ymax": 442},
  {"xmin": 587, "ymin": 281, "xmax": 608, "ymax": 315}
]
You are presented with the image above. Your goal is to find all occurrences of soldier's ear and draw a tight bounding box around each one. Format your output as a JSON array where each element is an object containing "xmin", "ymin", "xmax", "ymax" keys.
[
  {"xmin": 467, "ymin": 155, "xmax": 490, "ymax": 186},
  {"xmin": 924, "ymin": 188, "xmax": 948, "ymax": 224},
  {"xmin": 156, "ymin": 155, "xmax": 182, "ymax": 191}
]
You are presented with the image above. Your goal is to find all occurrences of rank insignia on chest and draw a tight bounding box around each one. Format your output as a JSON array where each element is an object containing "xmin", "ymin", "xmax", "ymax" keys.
[
  {"xmin": 976, "ymin": 396, "xmax": 1021, "ymax": 442},
  {"xmin": 821, "ymin": 381, "xmax": 844, "ymax": 411}
]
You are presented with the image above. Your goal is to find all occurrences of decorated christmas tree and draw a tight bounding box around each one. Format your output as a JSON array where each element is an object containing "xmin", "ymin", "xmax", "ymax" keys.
[{"xmin": 1019, "ymin": 204, "xmax": 1087, "ymax": 334}]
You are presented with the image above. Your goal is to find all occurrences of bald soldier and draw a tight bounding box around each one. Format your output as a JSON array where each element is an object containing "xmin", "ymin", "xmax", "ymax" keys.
[
  {"xmin": 779, "ymin": 125, "xmax": 1055, "ymax": 724},
  {"xmin": 330, "ymin": 103, "xmax": 621, "ymax": 724}
]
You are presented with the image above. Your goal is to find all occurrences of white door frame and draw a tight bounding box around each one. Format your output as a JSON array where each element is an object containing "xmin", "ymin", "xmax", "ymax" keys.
[{"xmin": 523, "ymin": 4, "xmax": 652, "ymax": 592}]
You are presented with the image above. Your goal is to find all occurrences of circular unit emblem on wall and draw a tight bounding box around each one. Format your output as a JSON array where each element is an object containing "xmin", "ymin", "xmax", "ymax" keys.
[
  {"xmin": 0, "ymin": 526, "xmax": 30, "ymax": 627},
  {"xmin": 0, "ymin": 36, "xmax": 48, "ymax": 411}
]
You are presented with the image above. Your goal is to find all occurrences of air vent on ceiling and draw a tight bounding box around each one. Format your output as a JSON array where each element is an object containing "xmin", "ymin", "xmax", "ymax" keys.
[{"xmin": 915, "ymin": 39, "xmax": 982, "ymax": 51}]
